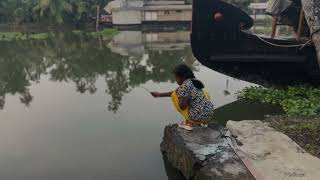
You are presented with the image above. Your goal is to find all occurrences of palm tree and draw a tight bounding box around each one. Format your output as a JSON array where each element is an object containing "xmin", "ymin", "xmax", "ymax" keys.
[{"xmin": 33, "ymin": 0, "xmax": 73, "ymax": 24}]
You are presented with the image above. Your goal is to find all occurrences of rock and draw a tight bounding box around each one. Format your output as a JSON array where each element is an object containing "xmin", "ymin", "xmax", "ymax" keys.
[
  {"xmin": 160, "ymin": 124, "xmax": 254, "ymax": 180},
  {"xmin": 227, "ymin": 120, "xmax": 320, "ymax": 180}
]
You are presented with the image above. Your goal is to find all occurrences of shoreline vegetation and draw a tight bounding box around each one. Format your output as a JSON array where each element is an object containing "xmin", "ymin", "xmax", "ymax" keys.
[
  {"xmin": 0, "ymin": 0, "xmax": 252, "ymax": 25},
  {"xmin": 0, "ymin": 28, "xmax": 119, "ymax": 41},
  {"xmin": 238, "ymin": 86, "xmax": 320, "ymax": 117},
  {"xmin": 238, "ymin": 86, "xmax": 320, "ymax": 158},
  {"xmin": 0, "ymin": 0, "xmax": 110, "ymax": 25}
]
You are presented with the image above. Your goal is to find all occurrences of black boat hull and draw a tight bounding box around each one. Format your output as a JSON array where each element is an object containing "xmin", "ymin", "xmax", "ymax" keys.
[{"xmin": 191, "ymin": 0, "xmax": 317, "ymax": 64}]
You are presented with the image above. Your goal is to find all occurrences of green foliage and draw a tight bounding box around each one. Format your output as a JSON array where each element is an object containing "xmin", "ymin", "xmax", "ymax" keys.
[
  {"xmin": 0, "ymin": 31, "xmax": 195, "ymax": 112},
  {"xmin": 0, "ymin": 0, "xmax": 32, "ymax": 24},
  {"xmin": 0, "ymin": 0, "xmax": 111, "ymax": 24},
  {"xmin": 0, "ymin": 32, "xmax": 54, "ymax": 41},
  {"xmin": 89, "ymin": 28, "xmax": 119, "ymax": 38},
  {"xmin": 0, "ymin": 32, "xmax": 28, "ymax": 41},
  {"xmin": 238, "ymin": 86, "xmax": 320, "ymax": 117},
  {"xmin": 33, "ymin": 0, "xmax": 73, "ymax": 24},
  {"xmin": 29, "ymin": 32, "xmax": 51, "ymax": 39},
  {"xmin": 0, "ymin": 29, "xmax": 118, "ymax": 41}
]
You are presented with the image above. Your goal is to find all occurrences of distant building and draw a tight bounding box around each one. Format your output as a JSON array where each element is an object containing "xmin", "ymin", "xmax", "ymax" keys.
[
  {"xmin": 249, "ymin": 3, "xmax": 268, "ymax": 15},
  {"xmin": 104, "ymin": 0, "xmax": 192, "ymax": 25},
  {"xmin": 143, "ymin": 4, "xmax": 192, "ymax": 22},
  {"xmin": 249, "ymin": 3, "xmax": 268, "ymax": 19}
]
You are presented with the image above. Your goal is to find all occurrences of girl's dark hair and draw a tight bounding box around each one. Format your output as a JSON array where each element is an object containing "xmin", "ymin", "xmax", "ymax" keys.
[{"xmin": 173, "ymin": 64, "xmax": 204, "ymax": 89}]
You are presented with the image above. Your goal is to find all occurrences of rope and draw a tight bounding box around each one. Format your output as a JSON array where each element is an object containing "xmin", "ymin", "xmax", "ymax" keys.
[
  {"xmin": 254, "ymin": 27, "xmax": 320, "ymax": 49},
  {"xmin": 311, "ymin": 27, "xmax": 320, "ymax": 38},
  {"xmin": 254, "ymin": 34, "xmax": 312, "ymax": 49},
  {"xmin": 224, "ymin": 131, "xmax": 266, "ymax": 180}
]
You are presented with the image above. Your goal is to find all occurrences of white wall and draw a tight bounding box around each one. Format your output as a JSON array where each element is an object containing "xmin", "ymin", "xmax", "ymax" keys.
[
  {"xmin": 112, "ymin": 10, "xmax": 142, "ymax": 25},
  {"xmin": 108, "ymin": 31, "xmax": 145, "ymax": 56}
]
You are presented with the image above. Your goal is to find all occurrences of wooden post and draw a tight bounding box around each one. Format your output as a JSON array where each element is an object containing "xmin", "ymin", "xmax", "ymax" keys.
[
  {"xmin": 254, "ymin": 10, "xmax": 256, "ymax": 20},
  {"xmin": 301, "ymin": 0, "xmax": 320, "ymax": 67},
  {"xmin": 95, "ymin": 5, "xmax": 102, "ymax": 49},
  {"xmin": 271, "ymin": 16, "xmax": 277, "ymax": 39},
  {"xmin": 297, "ymin": 8, "xmax": 305, "ymax": 42},
  {"xmin": 96, "ymin": 5, "xmax": 100, "ymax": 32}
]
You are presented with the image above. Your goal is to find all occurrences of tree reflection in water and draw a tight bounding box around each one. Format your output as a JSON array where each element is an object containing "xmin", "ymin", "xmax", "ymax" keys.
[{"xmin": 0, "ymin": 32, "xmax": 196, "ymax": 112}]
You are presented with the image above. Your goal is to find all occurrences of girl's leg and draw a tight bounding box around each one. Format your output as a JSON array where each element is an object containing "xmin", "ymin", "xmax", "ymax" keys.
[{"xmin": 170, "ymin": 91, "xmax": 189, "ymax": 120}]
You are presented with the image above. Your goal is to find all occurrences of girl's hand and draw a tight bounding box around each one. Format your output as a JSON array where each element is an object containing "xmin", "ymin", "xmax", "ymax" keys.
[{"xmin": 150, "ymin": 92, "xmax": 161, "ymax": 98}]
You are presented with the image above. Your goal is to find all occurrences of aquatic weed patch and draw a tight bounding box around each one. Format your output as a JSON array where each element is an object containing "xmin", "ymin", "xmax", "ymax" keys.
[
  {"xmin": 89, "ymin": 28, "xmax": 119, "ymax": 38},
  {"xmin": 0, "ymin": 32, "xmax": 27, "ymax": 41},
  {"xmin": 0, "ymin": 29, "xmax": 119, "ymax": 42},
  {"xmin": 238, "ymin": 86, "xmax": 320, "ymax": 117},
  {"xmin": 0, "ymin": 32, "xmax": 53, "ymax": 41},
  {"xmin": 266, "ymin": 117, "xmax": 320, "ymax": 158}
]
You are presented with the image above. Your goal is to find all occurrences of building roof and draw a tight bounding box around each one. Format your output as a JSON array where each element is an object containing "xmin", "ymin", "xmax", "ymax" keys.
[
  {"xmin": 249, "ymin": 3, "xmax": 268, "ymax": 10},
  {"xmin": 105, "ymin": 0, "xmax": 191, "ymax": 13},
  {"xmin": 145, "ymin": 1, "xmax": 186, "ymax": 5},
  {"xmin": 104, "ymin": 0, "xmax": 143, "ymax": 13},
  {"xmin": 111, "ymin": 7, "xmax": 143, "ymax": 11},
  {"xmin": 143, "ymin": 5, "xmax": 192, "ymax": 11}
]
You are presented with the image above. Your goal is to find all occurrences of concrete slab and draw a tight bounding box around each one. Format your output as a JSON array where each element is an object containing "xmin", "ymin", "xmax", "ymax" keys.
[{"xmin": 227, "ymin": 120, "xmax": 320, "ymax": 180}]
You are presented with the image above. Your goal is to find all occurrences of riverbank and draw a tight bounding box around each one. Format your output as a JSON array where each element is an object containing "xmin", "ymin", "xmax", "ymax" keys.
[
  {"xmin": 238, "ymin": 85, "xmax": 320, "ymax": 158},
  {"xmin": 265, "ymin": 116, "xmax": 320, "ymax": 158}
]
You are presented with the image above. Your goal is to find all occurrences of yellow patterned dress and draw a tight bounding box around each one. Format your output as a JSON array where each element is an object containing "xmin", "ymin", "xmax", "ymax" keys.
[{"xmin": 171, "ymin": 79, "xmax": 214, "ymax": 123}]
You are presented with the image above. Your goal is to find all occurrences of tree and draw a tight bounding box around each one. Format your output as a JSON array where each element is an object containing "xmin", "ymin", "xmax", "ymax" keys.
[
  {"xmin": 33, "ymin": 0, "xmax": 73, "ymax": 24},
  {"xmin": 0, "ymin": 0, "xmax": 29, "ymax": 24},
  {"xmin": 0, "ymin": 0, "xmax": 114, "ymax": 24}
]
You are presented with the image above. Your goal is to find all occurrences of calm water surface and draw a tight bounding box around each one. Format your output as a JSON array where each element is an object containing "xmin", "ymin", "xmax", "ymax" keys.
[{"xmin": 0, "ymin": 30, "xmax": 279, "ymax": 180}]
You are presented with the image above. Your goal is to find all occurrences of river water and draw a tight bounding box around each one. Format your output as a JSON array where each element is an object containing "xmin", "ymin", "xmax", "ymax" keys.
[{"xmin": 0, "ymin": 30, "xmax": 280, "ymax": 180}]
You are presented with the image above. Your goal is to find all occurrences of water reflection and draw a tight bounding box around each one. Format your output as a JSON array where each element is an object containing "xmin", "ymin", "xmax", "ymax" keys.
[
  {"xmin": 107, "ymin": 30, "xmax": 190, "ymax": 56},
  {"xmin": 0, "ymin": 31, "xmax": 195, "ymax": 112},
  {"xmin": 201, "ymin": 62, "xmax": 320, "ymax": 86},
  {"xmin": 0, "ymin": 29, "xmax": 284, "ymax": 180}
]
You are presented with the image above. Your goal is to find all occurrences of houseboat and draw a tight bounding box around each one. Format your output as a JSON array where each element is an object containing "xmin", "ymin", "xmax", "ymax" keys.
[
  {"xmin": 190, "ymin": 0, "xmax": 317, "ymax": 65},
  {"xmin": 103, "ymin": 0, "xmax": 192, "ymax": 27}
]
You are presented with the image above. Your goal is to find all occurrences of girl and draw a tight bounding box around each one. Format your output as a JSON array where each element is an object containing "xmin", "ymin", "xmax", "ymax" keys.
[{"xmin": 151, "ymin": 64, "xmax": 214, "ymax": 131}]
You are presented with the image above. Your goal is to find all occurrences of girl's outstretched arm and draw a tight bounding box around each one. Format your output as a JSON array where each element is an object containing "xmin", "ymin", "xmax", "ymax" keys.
[{"xmin": 150, "ymin": 91, "xmax": 173, "ymax": 98}]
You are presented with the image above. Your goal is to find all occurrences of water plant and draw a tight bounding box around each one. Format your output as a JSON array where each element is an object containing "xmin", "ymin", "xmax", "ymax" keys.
[
  {"xmin": 0, "ymin": 28, "xmax": 118, "ymax": 42},
  {"xmin": 89, "ymin": 28, "xmax": 119, "ymax": 38},
  {"xmin": 0, "ymin": 32, "xmax": 26, "ymax": 41},
  {"xmin": 238, "ymin": 86, "xmax": 320, "ymax": 117}
]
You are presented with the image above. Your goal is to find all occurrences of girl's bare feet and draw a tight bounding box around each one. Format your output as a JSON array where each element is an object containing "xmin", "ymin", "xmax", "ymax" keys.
[{"xmin": 178, "ymin": 121, "xmax": 193, "ymax": 131}]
